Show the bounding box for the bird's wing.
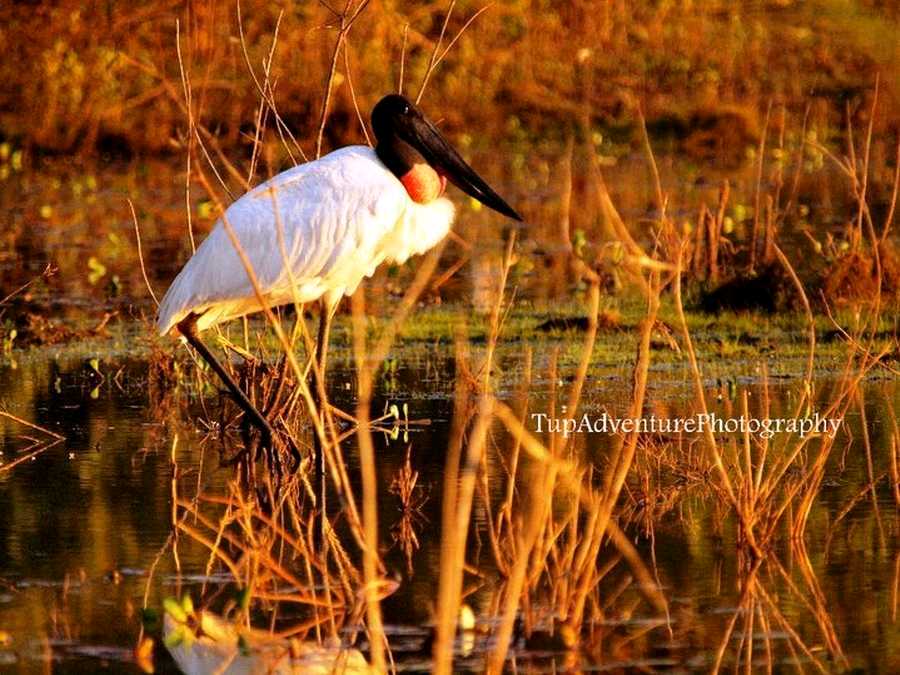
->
[156,146,407,334]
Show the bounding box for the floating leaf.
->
[87,257,107,285]
[163,597,188,623]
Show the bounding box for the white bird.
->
[156,94,521,459]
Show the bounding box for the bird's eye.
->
[402,105,410,115]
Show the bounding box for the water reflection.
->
[0,346,897,671]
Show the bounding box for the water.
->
[0,341,898,672]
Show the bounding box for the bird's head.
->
[372,94,522,221]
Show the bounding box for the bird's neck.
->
[400,164,447,204]
[376,139,446,204]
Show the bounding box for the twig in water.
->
[0,409,66,441]
[0,440,64,474]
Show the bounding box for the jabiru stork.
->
[156,93,522,462]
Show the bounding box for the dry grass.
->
[4,1,900,158]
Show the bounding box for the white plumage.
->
[156,146,455,335]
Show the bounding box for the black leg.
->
[311,302,336,548]
[177,316,275,447]
[312,304,334,479]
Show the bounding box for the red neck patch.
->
[400,164,447,204]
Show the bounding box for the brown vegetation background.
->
[3,0,899,160]
[2,0,900,331]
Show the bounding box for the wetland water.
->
[0,341,898,672]
[1,156,898,672]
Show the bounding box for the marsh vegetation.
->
[1,1,900,672]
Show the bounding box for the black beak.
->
[402,114,523,221]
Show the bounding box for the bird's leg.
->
[177,315,276,451]
[317,301,337,381]
[311,301,337,549]
[312,301,337,478]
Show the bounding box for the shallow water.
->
[0,342,898,672]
